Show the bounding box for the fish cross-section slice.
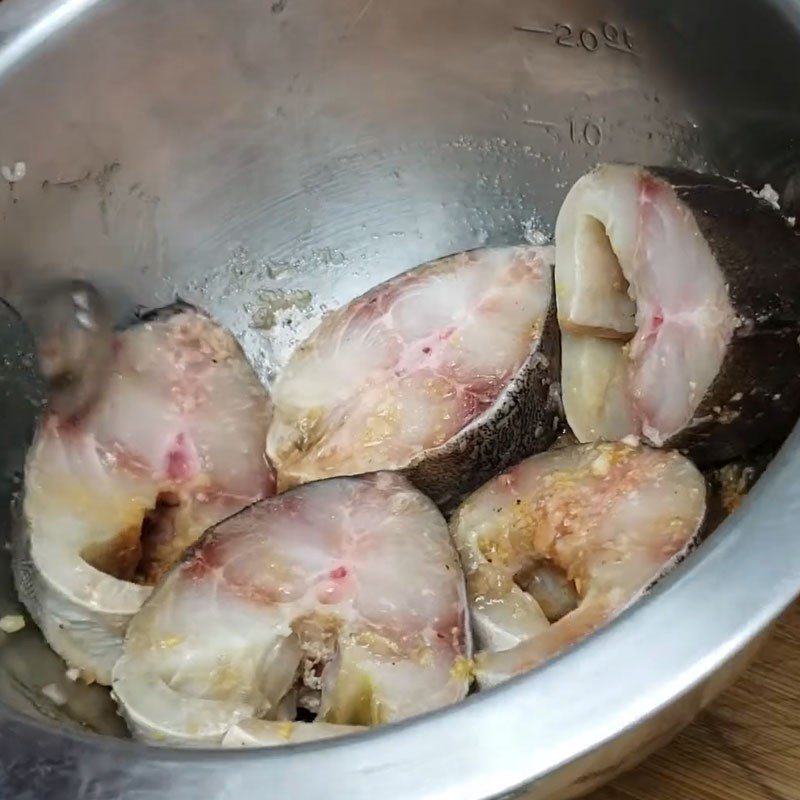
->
[267,246,560,510]
[450,441,705,688]
[14,305,275,684]
[556,164,800,463]
[112,472,470,745]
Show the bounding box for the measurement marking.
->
[514,21,636,56]
[604,40,636,55]
[513,25,553,35]
[579,28,599,51]
[523,119,562,142]
[522,117,603,148]
[569,118,603,147]
[523,119,560,128]
[602,22,635,55]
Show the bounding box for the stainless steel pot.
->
[1,0,800,797]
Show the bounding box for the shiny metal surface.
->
[0,0,799,797]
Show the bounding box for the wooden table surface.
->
[585,602,800,800]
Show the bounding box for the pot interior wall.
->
[0,0,799,739]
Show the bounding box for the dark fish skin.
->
[650,168,800,325]
[134,298,201,323]
[648,167,800,464]
[269,246,562,514]
[703,447,774,537]
[667,327,800,464]
[404,297,561,513]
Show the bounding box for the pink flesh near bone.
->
[450,442,705,688]
[112,472,470,744]
[268,246,553,487]
[25,310,275,587]
[556,165,736,445]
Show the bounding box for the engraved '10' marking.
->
[523,117,603,148]
[514,21,635,56]
[570,118,602,147]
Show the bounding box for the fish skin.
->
[649,167,800,463]
[112,471,471,744]
[403,293,561,512]
[15,304,275,684]
[450,441,706,688]
[269,246,561,512]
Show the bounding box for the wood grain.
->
[589,602,800,800]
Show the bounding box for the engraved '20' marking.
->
[515,21,635,56]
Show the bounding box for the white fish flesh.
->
[267,246,560,509]
[221,719,365,748]
[450,441,705,688]
[14,305,275,684]
[112,472,470,745]
[556,164,800,463]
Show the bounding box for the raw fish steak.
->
[268,246,560,509]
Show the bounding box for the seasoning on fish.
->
[112,472,470,745]
[450,441,705,688]
[14,304,275,684]
[556,164,800,464]
[267,246,560,510]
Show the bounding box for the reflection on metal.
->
[0,0,798,798]
[0,0,102,77]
